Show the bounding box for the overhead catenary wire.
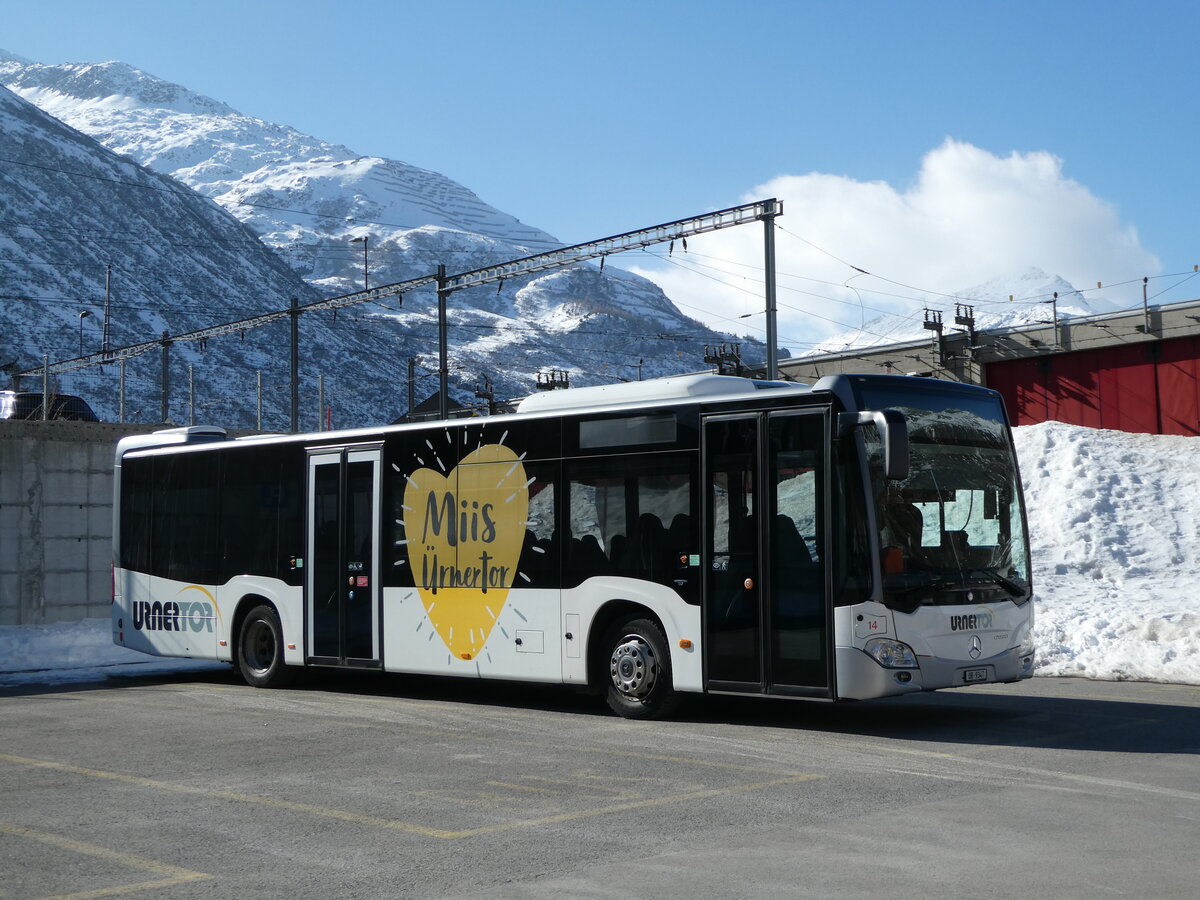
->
[8,151,1200,312]
[13,136,1200,383]
[773,223,1200,309]
[17,200,782,378]
[7,180,1196,338]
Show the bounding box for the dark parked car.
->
[0,391,100,421]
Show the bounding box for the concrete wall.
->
[0,421,160,625]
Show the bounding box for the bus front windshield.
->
[863,396,1031,612]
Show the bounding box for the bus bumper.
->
[836,645,1035,700]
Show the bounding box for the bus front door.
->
[306,446,382,667]
[703,411,831,697]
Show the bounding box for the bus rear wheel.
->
[237,605,295,688]
[602,616,679,719]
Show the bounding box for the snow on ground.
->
[2,421,1198,688]
[1016,421,1200,684]
[0,619,222,686]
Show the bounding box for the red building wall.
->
[985,336,1200,435]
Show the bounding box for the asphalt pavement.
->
[2,669,1198,898]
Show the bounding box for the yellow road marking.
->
[484,780,564,794]
[0,753,820,841]
[449,774,821,838]
[477,778,642,801]
[0,753,456,839]
[816,734,1200,802]
[0,821,210,900]
[509,774,646,797]
[63,687,808,778]
[414,788,524,808]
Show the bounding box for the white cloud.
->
[631,140,1159,352]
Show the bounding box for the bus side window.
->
[152,453,220,584]
[566,473,621,583]
[219,447,303,585]
[520,465,558,587]
[119,457,153,574]
[565,454,696,599]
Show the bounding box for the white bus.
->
[112,373,1034,718]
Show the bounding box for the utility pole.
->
[761,198,781,379]
[923,309,945,366]
[102,264,112,358]
[289,297,300,433]
[1141,276,1153,334]
[78,310,91,355]
[536,370,570,391]
[351,236,369,291]
[407,357,416,422]
[475,375,497,415]
[159,331,171,424]
[954,303,978,374]
[704,343,743,377]
[437,265,450,421]
[1046,293,1061,349]
[954,303,976,349]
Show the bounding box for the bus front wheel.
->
[237,605,295,689]
[602,616,679,719]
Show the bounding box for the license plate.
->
[963,667,989,684]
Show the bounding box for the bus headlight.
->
[864,637,918,669]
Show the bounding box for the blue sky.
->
[4,0,1199,344]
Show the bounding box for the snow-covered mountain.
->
[0,82,435,427]
[0,50,751,410]
[803,267,1121,356]
[0,54,558,279]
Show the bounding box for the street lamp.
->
[78,310,92,355]
[350,236,369,291]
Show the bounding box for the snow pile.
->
[1016,421,1200,684]
[0,619,220,685]
[2,422,1198,687]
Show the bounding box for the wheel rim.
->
[609,633,658,699]
[243,620,275,676]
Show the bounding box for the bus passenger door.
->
[306,446,382,667]
[702,411,831,697]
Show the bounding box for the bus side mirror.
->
[838,409,909,480]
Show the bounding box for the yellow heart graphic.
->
[403,443,529,659]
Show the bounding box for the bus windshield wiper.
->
[888,574,959,605]
[962,567,1027,597]
[886,568,1025,612]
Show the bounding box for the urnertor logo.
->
[132,586,221,633]
[950,606,995,632]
